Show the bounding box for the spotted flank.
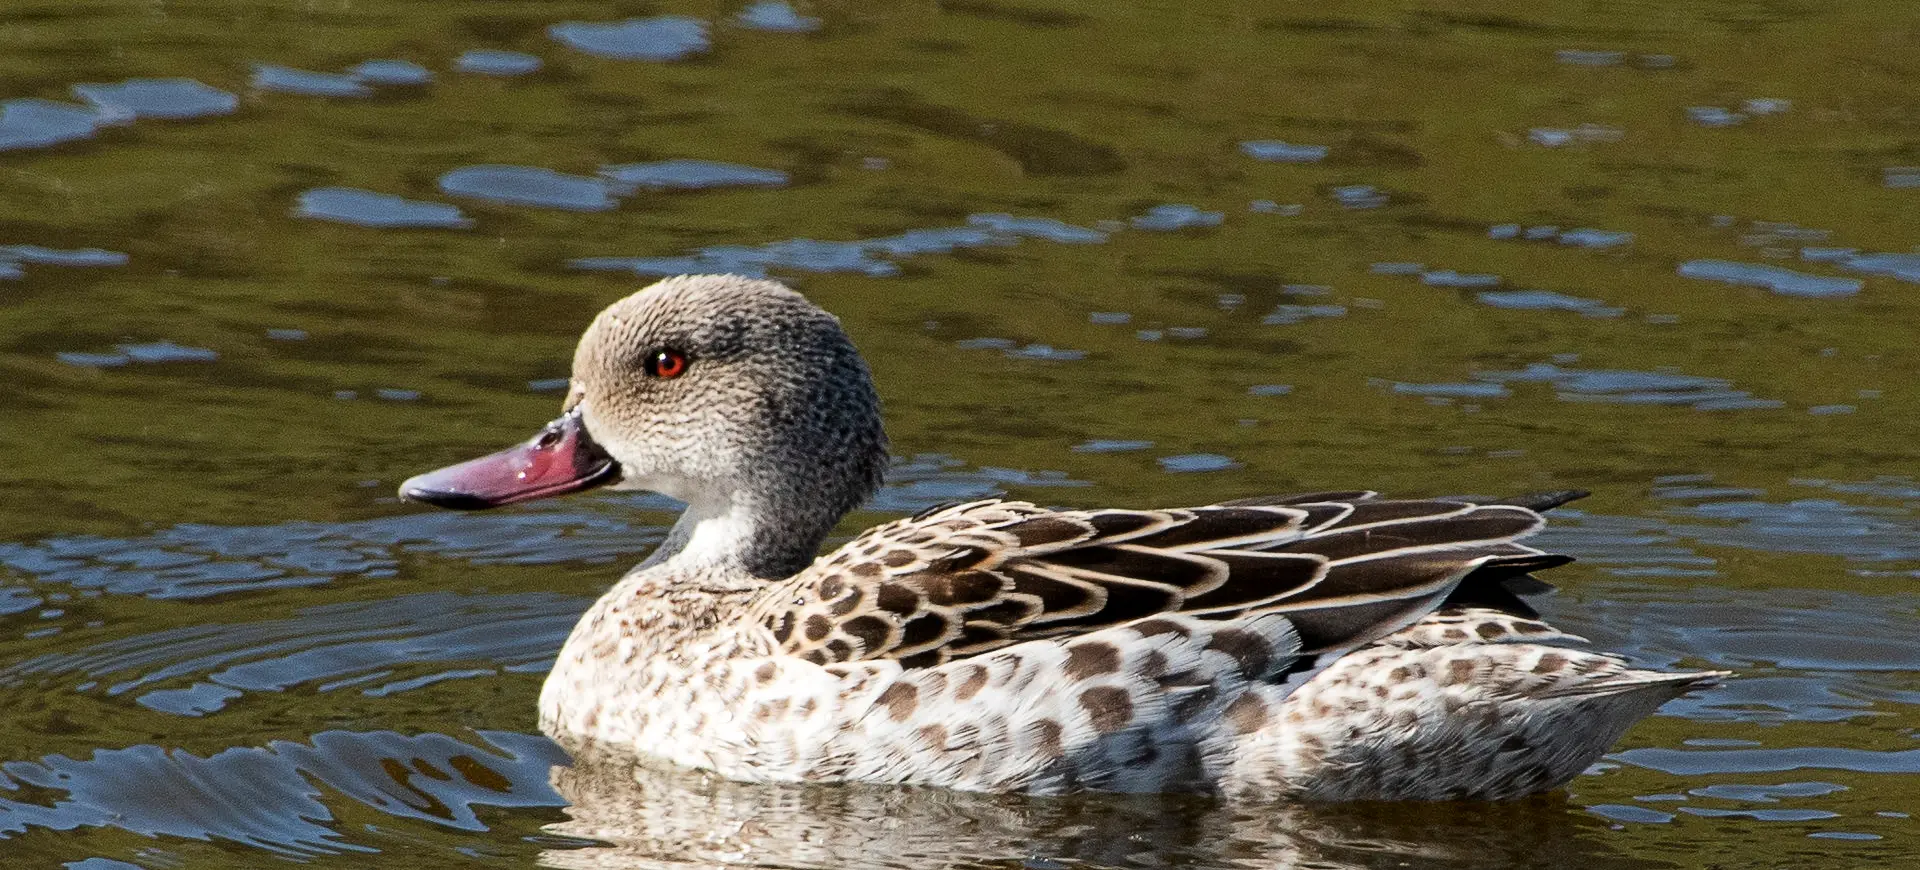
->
[1369,606,1582,648]
[405,275,1728,801]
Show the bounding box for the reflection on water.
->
[2,0,1918,865]
[541,747,1652,870]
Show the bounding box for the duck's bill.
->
[398,411,619,510]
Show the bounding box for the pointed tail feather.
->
[1472,490,1590,512]
[1538,668,1731,700]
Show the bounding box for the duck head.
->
[400,275,889,574]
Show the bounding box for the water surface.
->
[1,1,1916,867]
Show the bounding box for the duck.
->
[399,274,1724,801]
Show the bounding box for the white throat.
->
[641,495,763,577]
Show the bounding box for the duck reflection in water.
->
[538,745,1661,870]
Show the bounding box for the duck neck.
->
[566,494,826,668]
[639,490,835,587]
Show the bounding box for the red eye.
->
[646,348,688,379]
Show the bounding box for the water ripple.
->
[1677,259,1862,298]
[1,245,127,282]
[1132,204,1224,231]
[1475,290,1624,317]
[57,341,218,369]
[549,16,710,62]
[0,591,580,714]
[0,730,565,856]
[294,188,472,229]
[454,50,543,76]
[569,213,1106,277]
[738,1,822,33]
[0,508,652,600]
[602,159,790,192]
[1240,140,1328,163]
[0,457,1100,604]
[251,65,372,98]
[438,165,618,211]
[71,79,237,120]
[1544,478,1920,571]
[0,99,115,151]
[1436,362,1787,411]
[346,60,433,87]
[1616,747,1920,776]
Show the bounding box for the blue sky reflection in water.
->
[0,0,1917,867]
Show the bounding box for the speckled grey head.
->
[570,275,887,513]
[401,275,888,576]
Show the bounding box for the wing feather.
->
[1215,491,1378,506]
[1002,562,1110,621]
[1121,507,1309,551]
[757,492,1583,668]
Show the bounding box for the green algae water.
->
[1,1,1917,866]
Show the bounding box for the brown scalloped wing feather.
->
[762,494,1564,668]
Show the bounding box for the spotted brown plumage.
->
[399,274,1729,799]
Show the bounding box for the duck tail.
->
[1466,490,1591,513]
